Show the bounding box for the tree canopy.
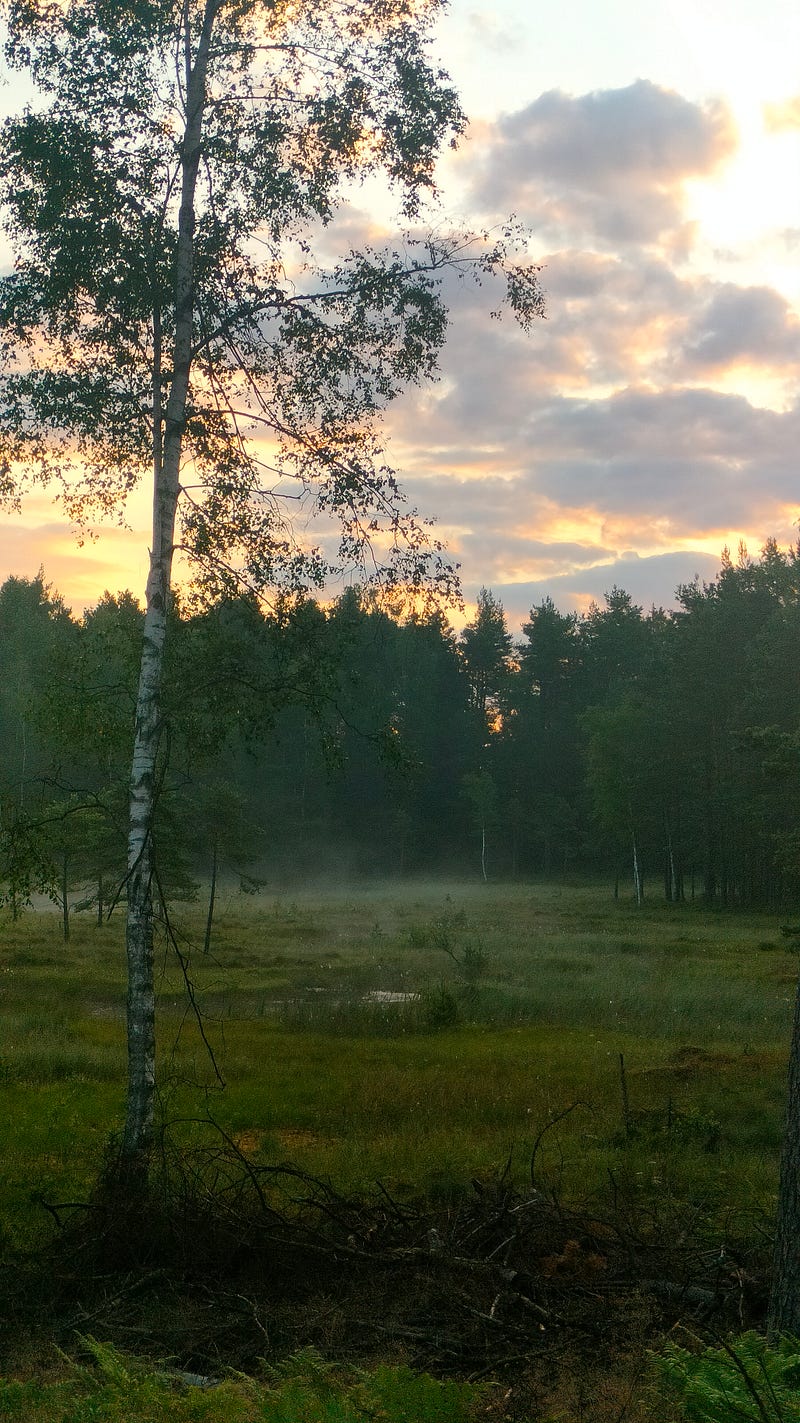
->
[0,0,542,602]
[5,540,800,912]
[0,0,544,1170]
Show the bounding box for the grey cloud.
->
[382,219,800,561]
[487,550,725,631]
[535,386,798,464]
[527,388,800,525]
[390,244,714,446]
[498,82,734,186]
[464,8,528,55]
[267,138,798,621]
[456,531,618,582]
[543,248,686,313]
[540,249,693,382]
[469,81,737,246]
[393,380,800,548]
[394,477,617,572]
[679,284,800,372]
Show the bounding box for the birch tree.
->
[0,0,543,1176]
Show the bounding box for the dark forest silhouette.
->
[3,536,799,913]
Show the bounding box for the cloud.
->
[318,156,800,627]
[462,8,528,56]
[4,79,796,632]
[2,518,149,614]
[764,96,800,133]
[528,248,693,386]
[678,284,800,374]
[517,387,800,527]
[468,81,737,248]
[498,82,733,187]
[491,550,726,627]
[389,368,800,611]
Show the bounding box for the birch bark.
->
[1,0,543,1180]
[122,1,218,1167]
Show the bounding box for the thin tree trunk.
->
[768,969,800,1335]
[300,718,309,832]
[97,871,104,927]
[203,837,218,955]
[123,601,166,1166]
[61,850,69,943]
[632,830,642,906]
[121,2,217,1172]
[480,819,487,881]
[398,814,408,877]
[19,717,26,810]
[664,823,678,902]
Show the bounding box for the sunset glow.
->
[1,0,799,628]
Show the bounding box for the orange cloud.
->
[2,519,149,614]
[2,72,797,628]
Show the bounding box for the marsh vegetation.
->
[1,879,794,1418]
[3,880,792,1217]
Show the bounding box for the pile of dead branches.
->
[0,1122,771,1384]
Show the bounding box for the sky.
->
[2,0,800,628]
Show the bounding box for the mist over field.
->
[3,547,800,1415]
[2,0,800,1412]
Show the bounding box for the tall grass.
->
[1,880,793,1243]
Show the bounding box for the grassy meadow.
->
[2,877,796,1248]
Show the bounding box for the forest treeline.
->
[2,537,799,917]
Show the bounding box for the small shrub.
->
[358,1362,478,1421]
[461,940,487,982]
[425,985,461,1029]
[614,1104,724,1152]
[408,919,452,953]
[407,910,467,955]
[658,1331,800,1422]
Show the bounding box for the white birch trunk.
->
[121,2,217,1169]
[632,830,642,906]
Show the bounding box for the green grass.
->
[1,879,794,1243]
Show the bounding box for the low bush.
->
[658,1331,800,1422]
[0,1341,483,1423]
